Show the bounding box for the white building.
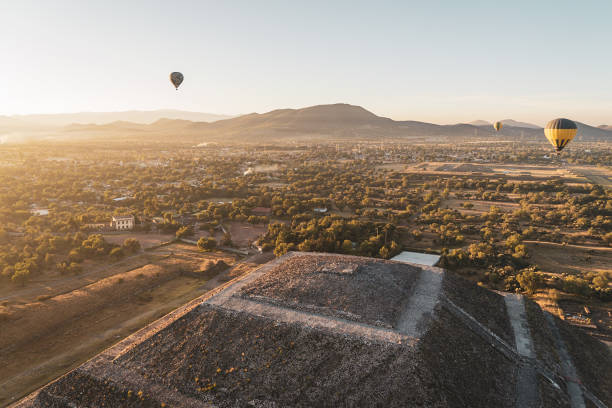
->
[111,215,135,231]
[391,251,440,266]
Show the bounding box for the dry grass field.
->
[524,241,612,276]
[102,232,175,249]
[569,165,612,189]
[0,244,267,406]
[194,221,268,248]
[0,253,156,304]
[405,161,588,182]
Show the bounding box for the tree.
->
[176,225,194,239]
[341,239,353,253]
[379,246,390,259]
[221,233,233,247]
[505,233,522,249]
[44,253,55,267]
[68,262,83,274]
[122,238,141,254]
[11,267,30,286]
[592,273,609,290]
[516,270,544,295]
[197,237,217,252]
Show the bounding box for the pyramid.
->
[14,252,610,407]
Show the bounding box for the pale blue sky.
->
[1,0,610,125]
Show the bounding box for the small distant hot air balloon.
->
[493,121,503,132]
[544,118,577,152]
[170,72,184,90]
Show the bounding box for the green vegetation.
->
[0,140,609,305]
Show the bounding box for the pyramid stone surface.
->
[14,252,611,408]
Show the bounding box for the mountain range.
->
[0,109,232,127]
[1,104,611,143]
[468,119,540,129]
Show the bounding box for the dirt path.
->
[503,294,538,408]
[396,266,443,339]
[544,314,586,408]
[504,294,535,358]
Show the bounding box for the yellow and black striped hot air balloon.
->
[544,118,577,152]
[493,121,503,132]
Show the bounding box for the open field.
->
[0,253,156,303]
[524,241,612,276]
[442,198,520,213]
[405,161,588,182]
[0,244,270,406]
[194,221,268,248]
[102,232,175,249]
[225,221,268,247]
[569,165,612,189]
[1,139,610,402]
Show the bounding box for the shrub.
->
[561,275,592,297]
[122,238,141,254]
[516,269,545,294]
[11,268,30,286]
[109,247,124,260]
[197,237,217,252]
[68,262,82,274]
[176,225,194,239]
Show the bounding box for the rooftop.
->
[391,251,441,266]
[112,215,135,220]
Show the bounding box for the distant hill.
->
[467,120,491,126]
[2,104,611,143]
[469,119,540,129]
[2,109,232,126]
[598,125,612,131]
[186,104,490,140]
[575,122,612,142]
[500,119,540,129]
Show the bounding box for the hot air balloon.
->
[544,118,577,152]
[170,72,184,90]
[493,121,503,132]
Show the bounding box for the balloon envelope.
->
[544,118,577,151]
[493,121,503,132]
[170,72,184,89]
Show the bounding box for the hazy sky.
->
[1,0,611,125]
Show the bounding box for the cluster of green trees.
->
[260,215,401,259]
[0,231,140,286]
[0,142,609,300]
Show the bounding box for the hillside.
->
[63,104,612,142]
[1,110,231,126]
[3,104,612,143]
[469,119,540,129]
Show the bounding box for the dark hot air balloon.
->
[544,118,577,152]
[170,72,184,90]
